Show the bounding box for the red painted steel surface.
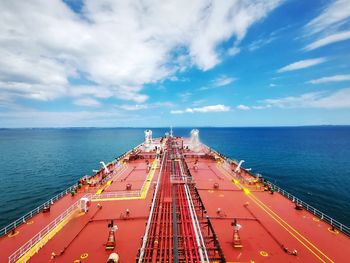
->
[0,136,349,263]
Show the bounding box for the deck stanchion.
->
[209,143,350,237]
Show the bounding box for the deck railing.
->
[90,190,140,200]
[268,182,350,237]
[0,142,144,238]
[8,197,83,263]
[204,144,350,238]
[0,184,78,237]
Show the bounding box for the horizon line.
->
[1,124,349,129]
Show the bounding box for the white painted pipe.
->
[138,148,166,262]
[178,158,209,262]
[100,161,110,173]
[235,160,245,173]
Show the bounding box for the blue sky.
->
[0,0,350,127]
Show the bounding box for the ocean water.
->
[0,127,349,229]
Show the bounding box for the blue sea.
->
[0,127,349,229]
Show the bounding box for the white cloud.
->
[236,104,250,110]
[269,83,277,87]
[116,102,173,111]
[304,30,350,50]
[0,0,282,105]
[305,0,350,35]
[303,0,350,51]
[170,104,230,114]
[185,1,282,70]
[169,76,189,82]
[247,36,276,51]
[200,75,236,90]
[212,75,236,87]
[227,46,241,56]
[192,99,207,106]
[71,85,148,103]
[277,58,327,73]
[0,81,67,101]
[179,92,192,102]
[69,85,113,99]
[0,110,159,128]
[191,105,230,113]
[252,105,271,109]
[73,97,101,107]
[307,74,350,84]
[260,88,350,109]
[117,104,149,111]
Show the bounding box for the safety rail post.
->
[2,141,147,239]
[90,190,141,200]
[8,196,85,263]
[0,183,81,237]
[1,141,147,237]
[266,181,350,237]
[203,143,350,238]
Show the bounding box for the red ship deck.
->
[1,135,349,263]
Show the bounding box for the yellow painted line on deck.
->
[93,159,159,201]
[104,164,128,191]
[218,164,332,262]
[140,159,158,199]
[216,164,241,190]
[246,192,327,262]
[249,193,334,263]
[217,164,334,263]
[92,196,142,201]
[95,180,112,194]
[15,211,77,263]
[96,165,128,194]
[15,161,155,262]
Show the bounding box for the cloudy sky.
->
[0,0,350,127]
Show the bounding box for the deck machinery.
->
[0,130,349,263]
[137,138,224,262]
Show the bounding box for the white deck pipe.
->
[235,160,245,173]
[100,161,110,173]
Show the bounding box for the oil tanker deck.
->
[1,129,349,262]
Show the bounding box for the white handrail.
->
[0,184,78,237]
[203,143,350,237]
[90,190,140,200]
[268,182,350,237]
[8,197,85,263]
[0,142,145,237]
